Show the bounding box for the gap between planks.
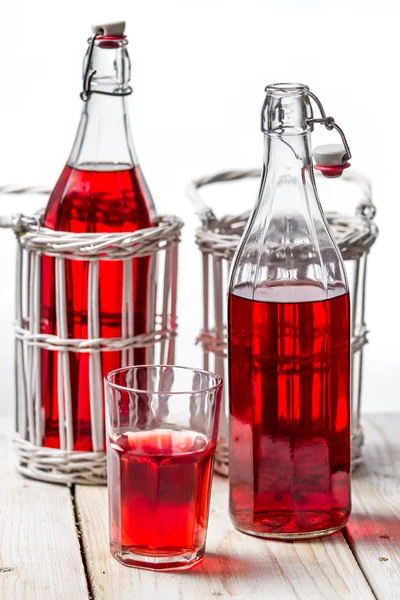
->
[71,485,95,600]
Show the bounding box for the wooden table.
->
[1,414,399,600]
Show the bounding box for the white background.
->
[0,0,397,415]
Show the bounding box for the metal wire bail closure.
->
[80,34,133,102]
[308,91,352,178]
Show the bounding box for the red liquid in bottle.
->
[108,429,215,568]
[41,165,152,450]
[228,286,351,537]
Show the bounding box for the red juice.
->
[228,286,351,538]
[108,429,215,569]
[41,164,152,450]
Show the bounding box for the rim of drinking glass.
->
[104,364,223,395]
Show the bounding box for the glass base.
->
[110,543,205,571]
[234,524,345,541]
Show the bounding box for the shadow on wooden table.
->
[352,462,397,481]
[185,551,265,578]
[346,513,400,541]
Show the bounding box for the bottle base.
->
[110,543,205,571]
[234,523,346,541]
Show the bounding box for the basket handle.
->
[187,169,261,229]
[187,168,377,226]
[0,185,50,231]
[340,170,376,220]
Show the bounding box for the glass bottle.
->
[41,23,155,451]
[228,83,351,539]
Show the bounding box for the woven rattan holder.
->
[188,168,378,476]
[0,205,182,485]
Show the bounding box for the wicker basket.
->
[188,169,378,475]
[0,194,182,485]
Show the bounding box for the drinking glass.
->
[105,365,223,570]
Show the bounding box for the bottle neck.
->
[260,130,320,218]
[68,94,137,170]
[263,132,313,175]
[261,83,314,178]
[68,37,137,171]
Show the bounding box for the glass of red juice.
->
[105,365,223,571]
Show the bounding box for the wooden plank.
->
[0,419,89,600]
[77,477,373,600]
[346,414,400,600]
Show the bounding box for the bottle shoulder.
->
[229,187,348,297]
[43,164,154,232]
[229,282,348,304]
